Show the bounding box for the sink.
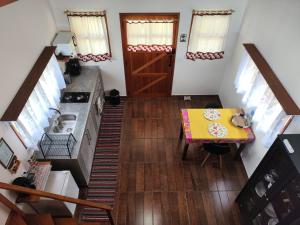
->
[49,113,78,134]
[59,114,77,121]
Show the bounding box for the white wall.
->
[48,0,249,96]
[0,124,33,224]
[0,0,57,223]
[219,0,300,176]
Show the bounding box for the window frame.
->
[234,46,297,147]
[66,10,112,61]
[186,9,233,60]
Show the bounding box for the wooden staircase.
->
[0,182,114,225]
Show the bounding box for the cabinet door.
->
[91,103,100,133]
[267,175,300,224]
[238,141,293,219]
[87,112,97,150]
[78,130,90,182]
[91,75,102,131]
[85,113,97,176]
[251,203,279,225]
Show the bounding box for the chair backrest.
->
[0,182,115,225]
[205,103,222,108]
[203,143,230,155]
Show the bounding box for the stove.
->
[61,92,91,103]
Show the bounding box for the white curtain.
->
[11,56,66,149]
[69,15,110,55]
[127,21,173,46]
[235,54,289,147]
[188,15,230,53]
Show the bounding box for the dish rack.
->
[39,133,77,159]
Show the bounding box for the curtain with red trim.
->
[126,20,174,52]
[187,10,233,60]
[67,11,111,62]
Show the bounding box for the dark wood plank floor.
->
[113,96,248,225]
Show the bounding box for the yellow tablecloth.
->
[184,108,249,140]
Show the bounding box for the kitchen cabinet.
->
[91,73,104,130]
[76,72,103,185]
[78,110,98,183]
[236,134,300,225]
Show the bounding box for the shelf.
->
[39,133,77,159]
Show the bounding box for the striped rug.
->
[80,100,124,222]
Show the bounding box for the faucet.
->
[49,107,61,115]
[49,108,63,129]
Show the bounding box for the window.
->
[186,10,233,60]
[67,11,111,62]
[235,53,290,147]
[126,19,174,52]
[11,56,66,149]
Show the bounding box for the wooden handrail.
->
[0,182,111,211]
[0,193,25,218]
[0,182,115,225]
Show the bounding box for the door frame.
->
[119,12,180,97]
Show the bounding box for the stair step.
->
[6,212,27,225]
[55,219,109,225]
[54,218,78,225]
[25,214,55,225]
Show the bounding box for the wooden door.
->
[120,13,179,97]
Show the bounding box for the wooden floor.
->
[112,96,248,225]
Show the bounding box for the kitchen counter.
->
[37,66,104,186]
[37,66,99,159]
[59,66,100,159]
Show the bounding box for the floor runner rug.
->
[80,100,124,222]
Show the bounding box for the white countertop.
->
[38,66,100,159]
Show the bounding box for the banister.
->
[0,182,112,211]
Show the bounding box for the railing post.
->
[106,209,115,225]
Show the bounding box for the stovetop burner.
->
[61,92,91,103]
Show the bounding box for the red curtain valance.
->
[77,53,111,62]
[186,51,224,60]
[127,44,172,53]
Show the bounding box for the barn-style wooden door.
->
[120,13,179,97]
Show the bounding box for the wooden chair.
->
[201,143,231,170]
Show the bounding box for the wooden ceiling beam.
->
[243,43,300,115]
[1,46,56,121]
[0,0,17,7]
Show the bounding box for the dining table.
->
[179,108,255,160]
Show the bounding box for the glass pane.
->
[252,203,279,225]
[253,146,291,199]
[271,176,300,220]
[254,169,279,198]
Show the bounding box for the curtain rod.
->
[126,19,176,24]
[65,10,106,17]
[193,9,234,16]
